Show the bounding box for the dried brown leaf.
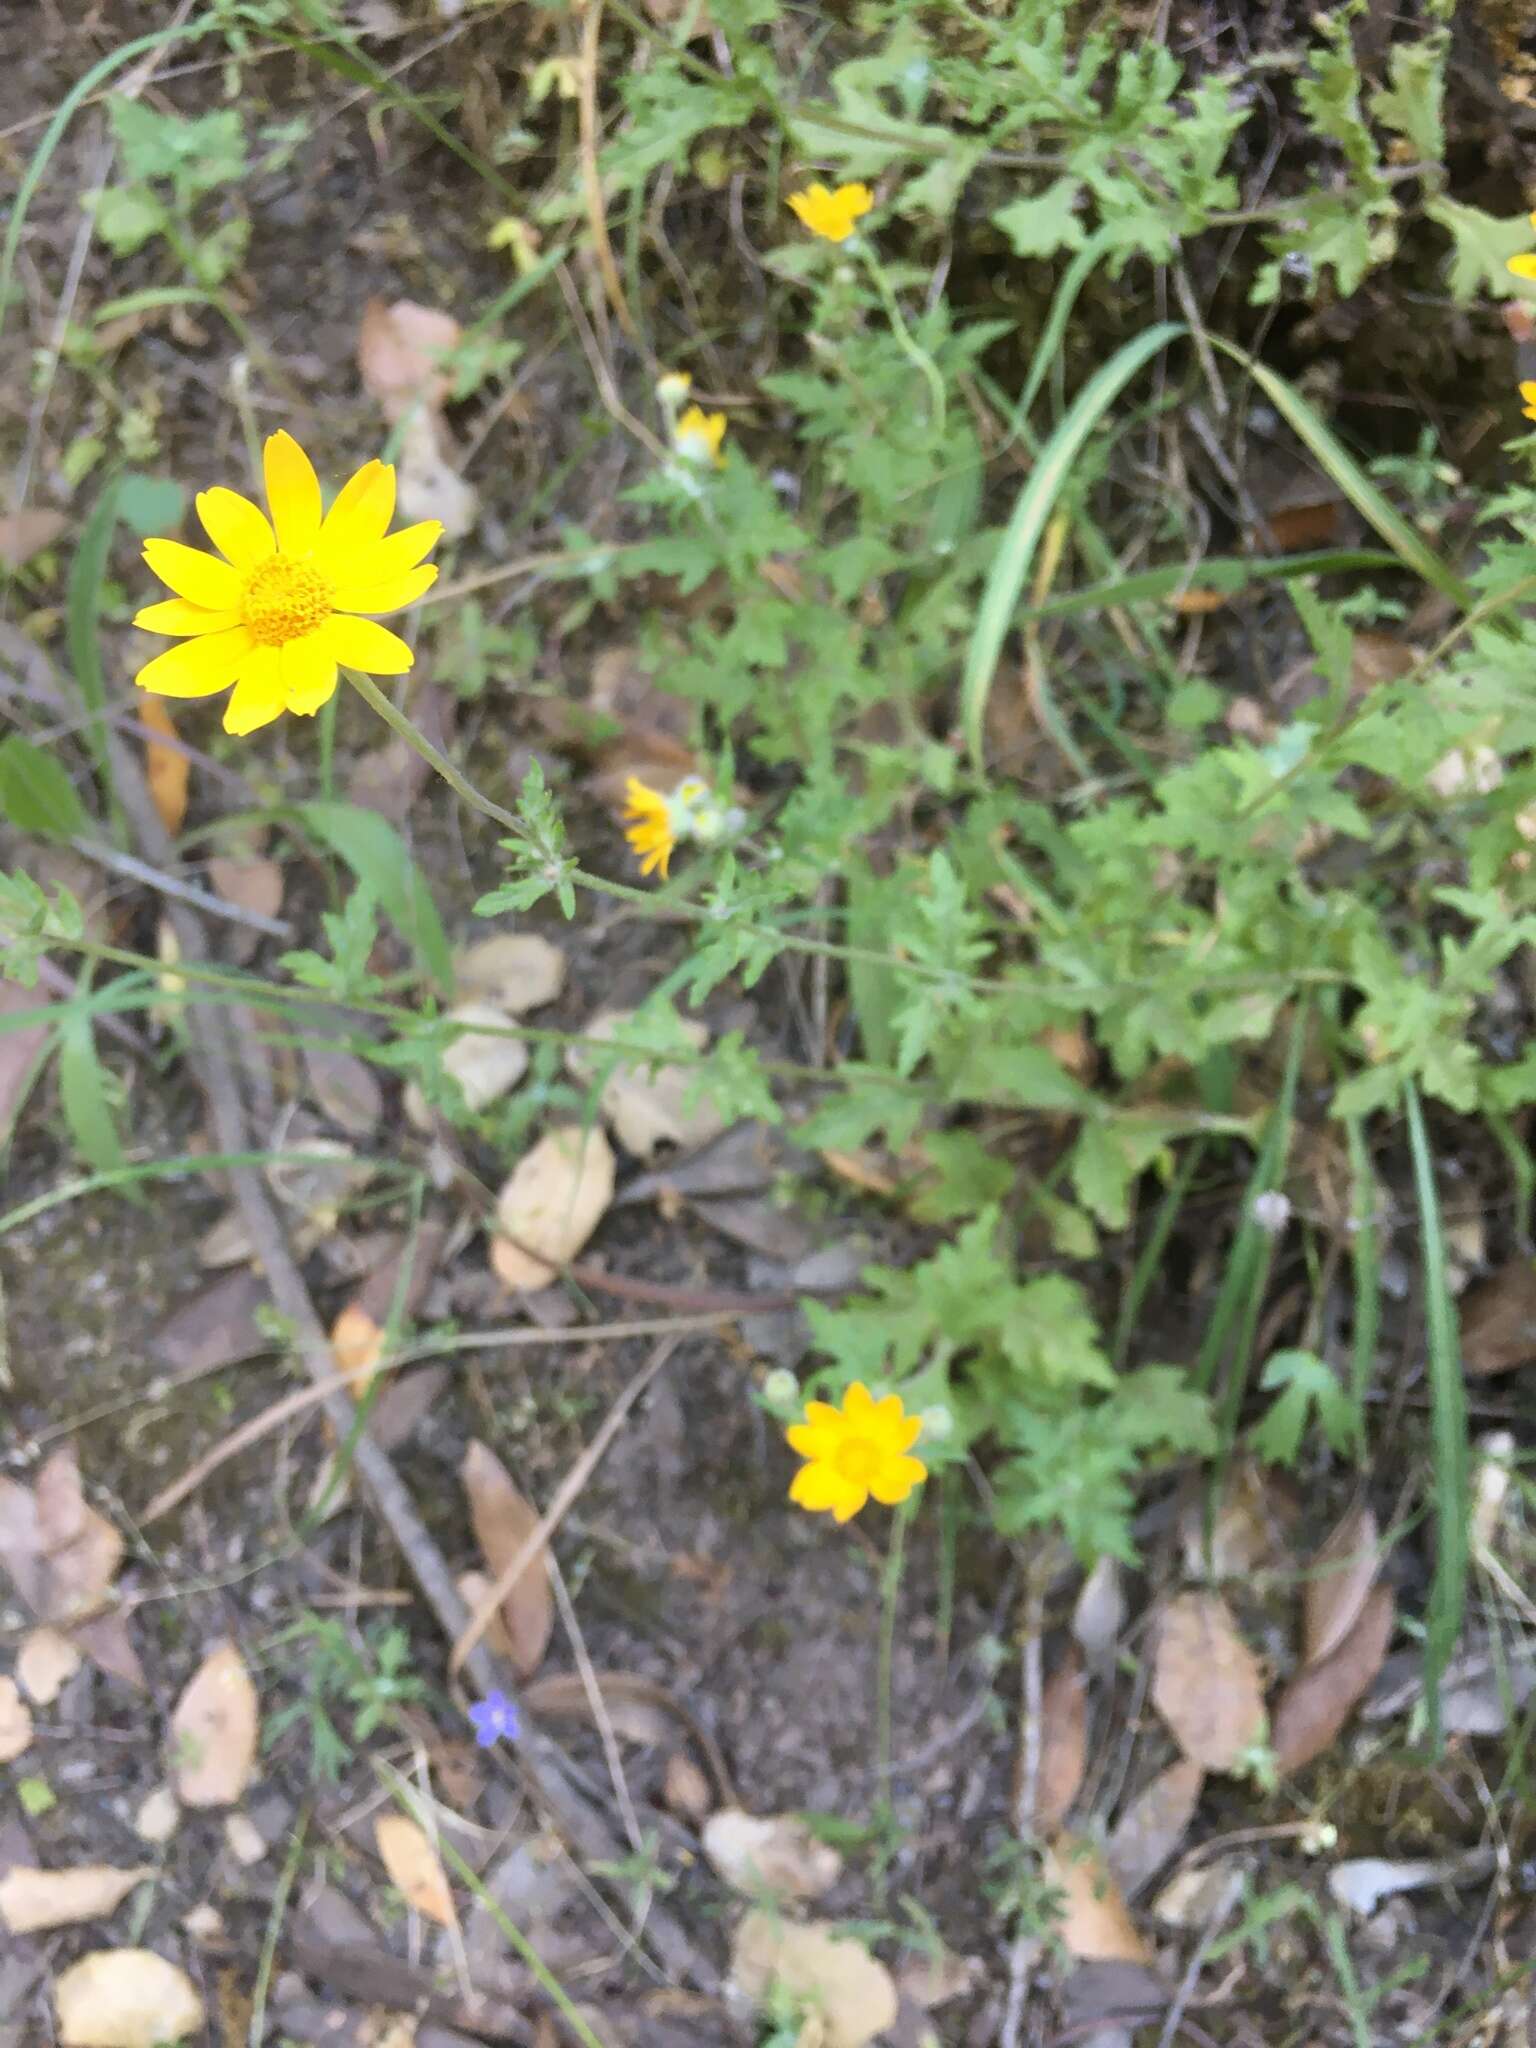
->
[1151,1592,1266,1773]
[137,698,188,837]
[454,933,566,1015]
[0,1676,34,1762]
[1033,1645,1088,1832]
[702,1809,843,1901]
[442,1001,530,1111]
[567,1010,728,1161]
[1460,1259,1536,1377]
[1072,1556,1126,1670]
[0,1864,153,1935]
[1303,1502,1380,1669]
[490,1124,615,1289]
[17,1625,82,1705]
[398,409,477,538]
[0,507,66,569]
[169,1641,260,1807]
[663,1751,712,1822]
[54,1949,203,2048]
[461,1441,552,1679]
[330,1302,386,1396]
[374,1813,456,1927]
[1044,1835,1151,1963]
[304,1045,384,1137]
[1178,1456,1298,1580]
[34,1445,123,1625]
[731,1912,898,2048]
[357,296,460,419]
[72,1613,146,1692]
[1106,1759,1205,1900]
[208,855,284,925]
[1273,1583,1395,1773]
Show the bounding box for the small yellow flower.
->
[787,181,873,244]
[673,405,727,467]
[622,777,678,878]
[787,1382,926,1523]
[1508,214,1536,281]
[133,430,441,737]
[1521,379,1536,423]
[656,369,693,407]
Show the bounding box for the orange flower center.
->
[241,556,333,647]
[835,1436,881,1486]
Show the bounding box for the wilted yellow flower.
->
[133,430,441,736]
[1508,214,1536,281]
[622,777,677,878]
[787,1382,925,1523]
[1521,379,1536,423]
[673,405,727,467]
[787,181,873,244]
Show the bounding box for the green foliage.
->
[294,802,453,989]
[1251,1349,1360,1467]
[264,1615,429,1784]
[0,737,88,841]
[93,98,249,286]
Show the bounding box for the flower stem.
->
[344,668,521,834]
[876,1498,910,1792]
[859,244,946,438]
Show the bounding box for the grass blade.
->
[1343,1115,1378,1461]
[1209,339,1474,607]
[0,18,213,353]
[961,321,1184,772]
[1404,1079,1469,1755]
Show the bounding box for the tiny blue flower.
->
[468,1689,521,1748]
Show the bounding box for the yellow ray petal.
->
[281,632,340,715]
[134,626,252,698]
[327,519,441,590]
[789,1461,865,1519]
[869,1455,926,1506]
[843,1382,874,1421]
[142,538,243,611]
[1508,253,1536,280]
[224,652,288,735]
[134,599,241,637]
[196,486,276,569]
[786,1423,840,1460]
[331,564,438,616]
[318,459,396,556]
[319,614,414,675]
[263,430,323,555]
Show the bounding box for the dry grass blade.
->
[451,1336,680,1675]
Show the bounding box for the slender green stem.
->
[248,1806,307,2048]
[345,669,522,833]
[876,1499,910,1794]
[859,244,946,437]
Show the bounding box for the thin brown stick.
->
[98,724,718,1995]
[141,1317,718,1525]
[450,1336,681,1674]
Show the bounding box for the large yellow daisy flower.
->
[786,1382,926,1523]
[133,430,442,736]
